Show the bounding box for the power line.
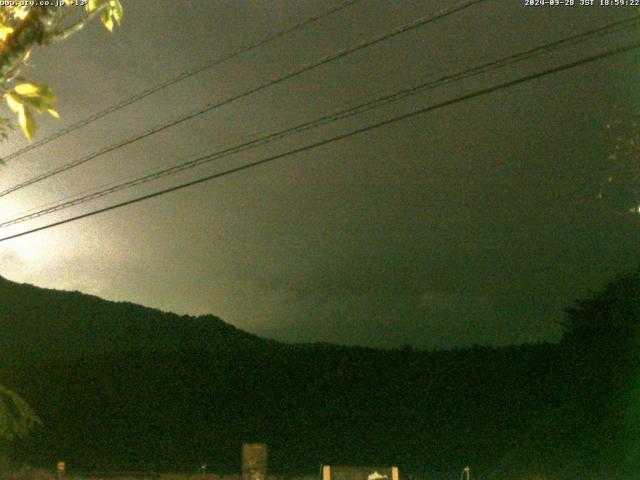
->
[3,15,638,228]
[0,0,361,164]
[0,0,486,198]
[1,40,637,243]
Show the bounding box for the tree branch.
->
[49,4,108,43]
[0,6,58,83]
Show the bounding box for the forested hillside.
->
[0,272,637,479]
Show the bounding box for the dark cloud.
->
[0,0,637,348]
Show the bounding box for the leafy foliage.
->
[88,0,123,32]
[0,385,40,442]
[4,82,57,141]
[0,273,636,478]
[558,267,640,476]
[561,266,640,348]
[0,1,123,142]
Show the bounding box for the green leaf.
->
[18,105,36,141]
[0,25,13,42]
[11,83,56,113]
[86,0,101,13]
[110,0,123,24]
[18,94,48,113]
[4,92,22,113]
[93,0,123,32]
[101,7,114,32]
[14,82,55,103]
[14,82,42,96]
[4,82,58,140]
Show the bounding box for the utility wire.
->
[2,21,636,223]
[1,40,637,243]
[0,0,486,198]
[0,0,361,164]
[2,15,637,227]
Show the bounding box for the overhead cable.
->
[0,0,486,198]
[1,40,637,242]
[3,16,638,227]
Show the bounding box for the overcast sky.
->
[0,0,638,349]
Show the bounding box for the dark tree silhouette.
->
[561,266,640,350]
[559,266,640,475]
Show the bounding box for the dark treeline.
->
[0,270,638,479]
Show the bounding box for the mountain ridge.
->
[0,273,633,478]
[0,274,270,360]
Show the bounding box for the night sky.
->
[0,0,638,349]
